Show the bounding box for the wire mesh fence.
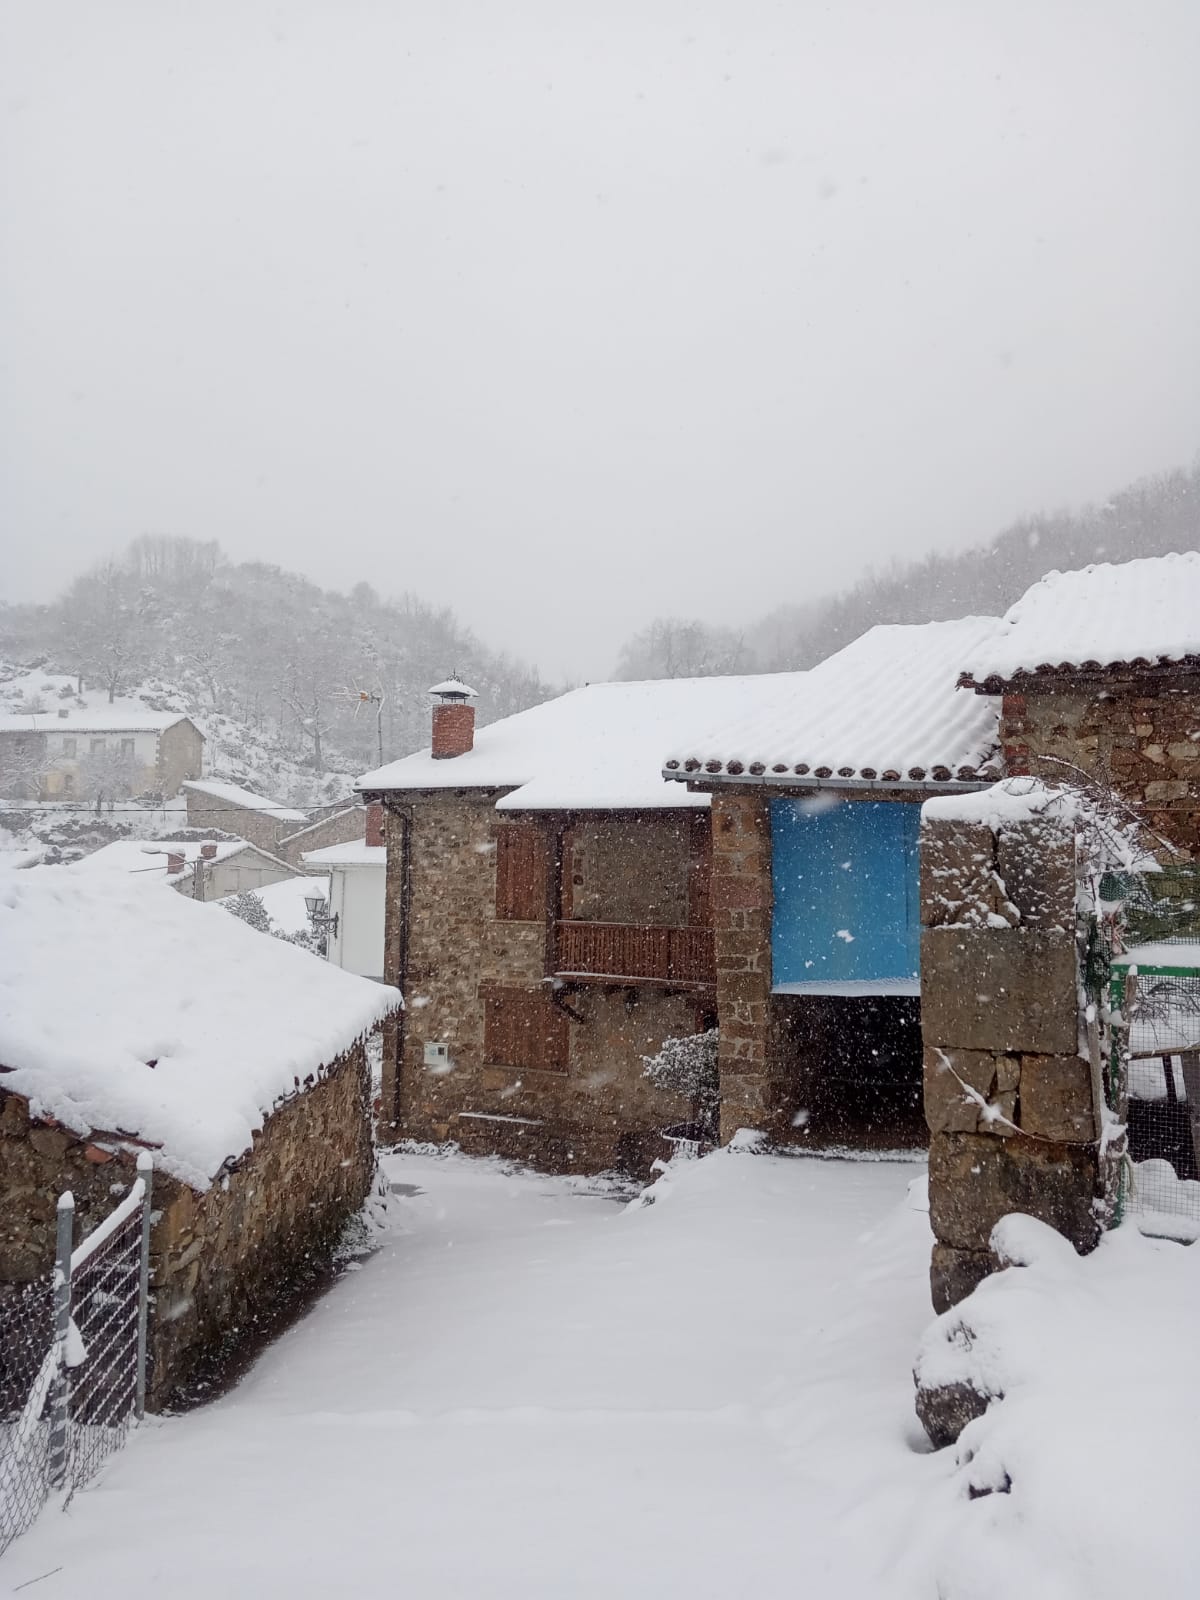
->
[1111,933,1200,1231]
[0,1279,56,1553]
[0,1157,152,1558]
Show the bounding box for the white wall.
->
[327,863,386,979]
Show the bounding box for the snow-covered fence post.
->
[918,783,1121,1315]
[135,1153,153,1422]
[47,1192,74,1490]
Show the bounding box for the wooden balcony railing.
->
[553,921,715,987]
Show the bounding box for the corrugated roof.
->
[664,618,1002,786]
[958,552,1200,690]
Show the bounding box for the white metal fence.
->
[0,1153,152,1556]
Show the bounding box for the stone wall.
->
[381,796,706,1173]
[278,805,365,868]
[157,720,205,798]
[920,810,1115,1312]
[184,789,287,854]
[709,793,782,1143]
[1000,673,1200,856]
[564,814,696,925]
[0,1042,373,1409]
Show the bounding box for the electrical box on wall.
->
[423,1042,450,1071]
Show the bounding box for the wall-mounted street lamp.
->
[304,889,339,940]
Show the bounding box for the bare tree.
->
[615,618,753,680]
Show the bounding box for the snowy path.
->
[1,1148,945,1599]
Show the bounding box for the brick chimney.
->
[200,842,218,859]
[365,801,385,848]
[429,677,478,760]
[166,851,186,875]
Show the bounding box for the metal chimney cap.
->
[428,677,478,701]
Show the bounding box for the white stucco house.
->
[301,834,386,981]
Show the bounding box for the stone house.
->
[956,552,1200,858]
[666,552,1199,1156]
[68,836,298,901]
[358,674,813,1173]
[182,778,310,853]
[0,862,401,1408]
[0,710,203,800]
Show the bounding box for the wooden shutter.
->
[494,825,547,922]
[483,987,569,1072]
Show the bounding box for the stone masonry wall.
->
[1001,674,1200,857]
[0,1042,373,1409]
[184,788,286,854]
[709,793,781,1143]
[920,812,1113,1313]
[383,796,703,1173]
[277,805,365,868]
[157,720,204,798]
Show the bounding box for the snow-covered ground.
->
[2,1147,1195,1598]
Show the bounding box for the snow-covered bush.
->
[223,890,271,934]
[642,1028,719,1138]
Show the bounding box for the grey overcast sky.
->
[2,1,1198,681]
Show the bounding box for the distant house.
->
[0,862,401,1408]
[182,779,310,854]
[0,710,203,800]
[357,673,824,1173]
[302,804,387,980]
[68,836,298,901]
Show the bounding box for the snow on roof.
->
[0,864,400,1189]
[221,873,330,938]
[665,618,1003,786]
[301,841,387,867]
[959,552,1200,689]
[358,676,817,811]
[428,677,478,698]
[183,778,309,822]
[67,838,258,885]
[0,709,194,734]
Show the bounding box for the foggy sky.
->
[2,1,1199,682]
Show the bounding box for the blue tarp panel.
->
[770,798,922,993]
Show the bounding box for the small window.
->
[62,737,76,757]
[494,826,547,922]
[120,738,135,758]
[90,738,106,755]
[483,986,568,1072]
[62,773,75,796]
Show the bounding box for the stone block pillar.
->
[711,793,779,1143]
[920,809,1114,1312]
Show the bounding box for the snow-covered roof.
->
[0,709,194,734]
[665,617,1003,786]
[220,873,330,937]
[0,864,401,1189]
[958,552,1200,689]
[183,778,309,822]
[358,676,821,811]
[67,838,269,886]
[302,841,387,867]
